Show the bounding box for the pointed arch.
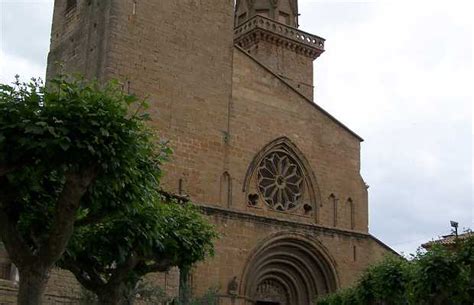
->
[243,137,322,219]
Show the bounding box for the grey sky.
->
[1,0,472,255]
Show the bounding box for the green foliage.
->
[60,191,217,304]
[408,244,471,304]
[316,235,474,305]
[62,201,217,284]
[0,75,164,253]
[356,256,409,305]
[156,203,217,269]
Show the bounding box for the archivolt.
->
[241,232,339,305]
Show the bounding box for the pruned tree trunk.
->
[0,168,98,305]
[17,266,50,305]
[96,283,136,305]
[179,266,191,305]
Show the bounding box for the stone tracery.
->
[257,150,304,211]
[243,137,321,219]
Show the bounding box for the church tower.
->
[234,0,325,100]
[46,0,237,207]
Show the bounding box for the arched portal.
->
[241,233,338,305]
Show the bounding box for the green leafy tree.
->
[408,244,471,305]
[316,235,474,305]
[457,234,474,300]
[356,256,409,305]
[59,201,217,305]
[0,76,161,305]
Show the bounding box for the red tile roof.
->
[422,232,473,249]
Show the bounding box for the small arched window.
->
[220,172,232,208]
[347,198,355,230]
[329,194,337,227]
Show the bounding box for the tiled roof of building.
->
[422,232,473,249]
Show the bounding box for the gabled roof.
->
[234,45,364,142]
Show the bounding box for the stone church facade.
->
[0,0,395,304]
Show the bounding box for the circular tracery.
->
[257,151,304,211]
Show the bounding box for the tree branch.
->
[61,259,106,293]
[107,253,140,287]
[139,258,173,274]
[40,166,98,265]
[0,208,35,269]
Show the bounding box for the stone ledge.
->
[234,15,325,59]
[199,204,368,238]
[199,204,398,255]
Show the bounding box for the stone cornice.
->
[234,15,325,59]
[201,204,364,238]
[198,204,399,255]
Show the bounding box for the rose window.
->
[257,151,304,211]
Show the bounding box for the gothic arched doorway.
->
[241,233,338,305]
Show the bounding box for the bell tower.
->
[234,0,324,100]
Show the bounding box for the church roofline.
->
[235,46,364,142]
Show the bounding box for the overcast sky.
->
[0,0,472,255]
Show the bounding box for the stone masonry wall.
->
[247,40,315,100]
[190,209,391,304]
[47,0,112,81]
[101,0,236,206]
[226,49,369,232]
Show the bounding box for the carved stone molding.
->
[240,232,339,304]
[234,15,325,59]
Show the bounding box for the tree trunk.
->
[97,283,135,305]
[17,267,50,305]
[179,266,191,305]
